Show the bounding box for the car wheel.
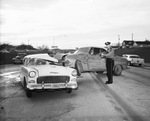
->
[139,64,142,67]
[26,89,32,98]
[24,80,32,98]
[96,71,104,74]
[113,65,122,76]
[75,60,81,76]
[23,79,26,88]
[66,88,72,94]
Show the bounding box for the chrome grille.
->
[37,76,70,84]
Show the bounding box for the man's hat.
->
[105,42,111,45]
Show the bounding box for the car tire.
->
[26,89,32,98]
[96,71,104,74]
[23,79,26,88]
[75,60,81,76]
[139,64,142,67]
[66,88,72,94]
[24,80,32,98]
[113,65,122,76]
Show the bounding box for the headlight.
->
[29,71,36,78]
[71,70,77,76]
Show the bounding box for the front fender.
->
[54,53,67,60]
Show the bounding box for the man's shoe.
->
[105,81,112,84]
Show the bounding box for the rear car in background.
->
[122,54,145,66]
[20,53,78,98]
[12,53,27,64]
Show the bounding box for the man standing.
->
[102,42,115,84]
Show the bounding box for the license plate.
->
[44,84,66,88]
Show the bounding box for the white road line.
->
[0,71,19,76]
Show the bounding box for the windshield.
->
[18,53,26,57]
[28,58,58,66]
[130,56,140,58]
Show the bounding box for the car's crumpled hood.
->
[66,54,78,60]
[32,65,74,76]
[24,53,58,63]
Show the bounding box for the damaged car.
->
[54,46,128,76]
[20,53,78,98]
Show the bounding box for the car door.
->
[87,47,102,71]
[77,53,89,71]
[99,48,107,70]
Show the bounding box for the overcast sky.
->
[1,0,150,49]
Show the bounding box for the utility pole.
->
[132,33,134,41]
[118,35,120,47]
[53,36,55,47]
[28,39,30,45]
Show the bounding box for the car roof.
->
[18,53,26,54]
[79,46,104,49]
[24,53,58,62]
[78,46,107,51]
[123,54,139,56]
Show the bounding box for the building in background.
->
[134,40,150,47]
[122,40,135,48]
[122,40,150,48]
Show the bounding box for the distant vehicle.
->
[54,47,128,76]
[0,49,9,53]
[20,53,78,98]
[122,54,144,66]
[12,53,27,64]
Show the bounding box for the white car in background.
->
[122,54,145,66]
[20,53,78,97]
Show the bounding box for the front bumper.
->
[27,82,78,90]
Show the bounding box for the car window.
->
[77,47,90,53]
[18,53,26,58]
[100,48,107,54]
[35,59,46,65]
[89,48,94,55]
[123,55,127,58]
[130,56,139,58]
[89,48,100,55]
[23,58,29,66]
[26,57,58,66]
[28,58,36,66]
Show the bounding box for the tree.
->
[0,43,15,51]
[37,45,50,52]
[16,44,35,50]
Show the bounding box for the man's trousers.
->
[106,58,114,83]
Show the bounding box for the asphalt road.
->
[0,64,150,121]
